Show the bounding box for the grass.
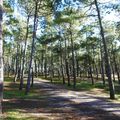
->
[3,77,47,120]
[3,111,40,120]
[40,76,120,100]
[41,76,106,90]
[3,76,120,119]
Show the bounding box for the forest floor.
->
[2,77,120,120]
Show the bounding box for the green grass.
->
[42,76,106,91]
[4,77,14,82]
[4,110,45,120]
[3,76,120,119]
[45,76,120,100]
[3,77,47,120]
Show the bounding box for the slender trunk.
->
[19,15,29,90]
[50,44,54,83]
[64,37,70,86]
[37,59,40,76]
[88,57,94,85]
[58,68,61,81]
[18,45,23,80]
[31,67,34,87]
[11,56,15,75]
[14,44,19,82]
[7,65,10,77]
[95,0,115,99]
[92,48,98,81]
[100,43,105,86]
[34,59,37,77]
[111,63,115,82]
[95,66,99,80]
[26,1,38,94]
[70,23,76,88]
[41,50,44,76]
[59,37,65,84]
[0,0,3,101]
[113,51,120,83]
[44,45,47,79]
[50,56,53,83]
[75,51,79,77]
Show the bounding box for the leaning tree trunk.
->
[25,0,38,94]
[95,0,115,99]
[0,0,3,103]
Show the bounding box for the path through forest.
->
[3,78,120,120]
[30,78,120,120]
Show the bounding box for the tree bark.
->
[0,0,3,102]
[70,23,76,88]
[64,37,70,86]
[100,43,105,86]
[95,0,115,99]
[26,0,38,94]
[113,51,120,83]
[44,45,47,79]
[14,44,19,82]
[59,37,65,84]
[19,15,29,90]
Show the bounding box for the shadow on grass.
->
[3,77,120,120]
[43,77,120,97]
[3,78,50,120]
[43,77,106,91]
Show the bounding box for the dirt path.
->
[32,78,120,120]
[3,78,120,120]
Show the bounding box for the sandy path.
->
[3,78,120,120]
[31,78,120,120]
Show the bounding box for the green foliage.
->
[3,1,14,13]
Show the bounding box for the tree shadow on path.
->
[2,78,120,120]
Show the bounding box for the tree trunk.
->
[0,0,3,102]
[75,51,79,77]
[59,37,65,84]
[88,57,94,85]
[111,63,115,82]
[101,59,105,86]
[95,0,115,99]
[44,45,47,79]
[100,43,105,86]
[26,0,38,94]
[50,43,54,83]
[34,59,37,77]
[31,67,34,87]
[19,15,29,90]
[18,45,23,80]
[70,23,76,89]
[113,51,120,83]
[41,50,44,76]
[14,44,19,82]
[64,36,70,86]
